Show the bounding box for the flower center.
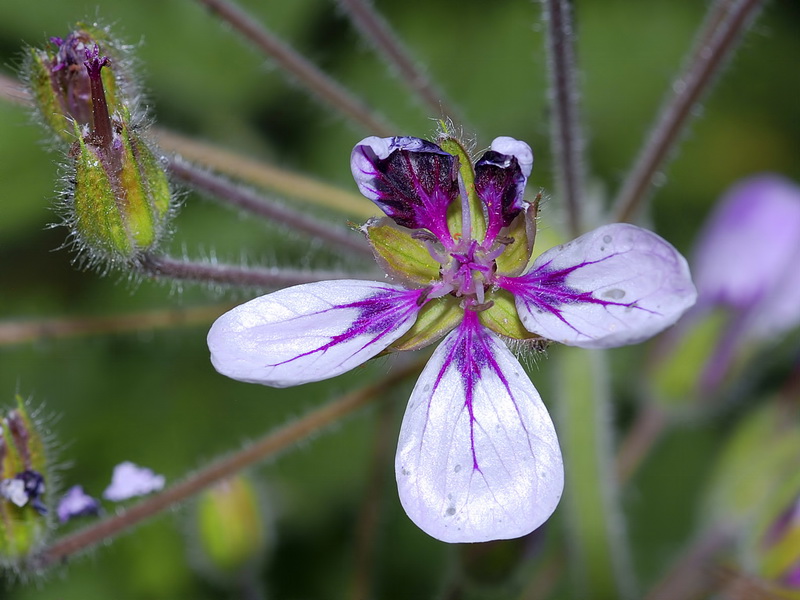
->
[436,238,504,305]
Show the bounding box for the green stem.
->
[555,347,635,600]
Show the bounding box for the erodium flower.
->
[207,133,697,543]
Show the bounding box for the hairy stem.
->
[0,304,233,346]
[168,159,372,258]
[542,0,585,237]
[612,0,766,223]
[194,0,394,135]
[138,254,375,288]
[154,129,375,218]
[31,357,424,569]
[335,0,463,123]
[556,347,635,600]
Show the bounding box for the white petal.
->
[396,317,563,543]
[490,136,533,178]
[208,280,424,387]
[502,223,697,348]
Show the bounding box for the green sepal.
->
[389,295,463,352]
[494,194,539,276]
[25,48,73,142]
[364,217,440,286]
[72,118,171,261]
[437,132,486,242]
[479,289,540,340]
[73,133,131,257]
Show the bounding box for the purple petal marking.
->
[57,485,101,522]
[500,223,697,348]
[475,137,533,245]
[208,280,426,388]
[351,136,458,242]
[103,461,165,502]
[396,311,563,543]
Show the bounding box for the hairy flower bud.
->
[65,49,170,265]
[0,397,50,563]
[23,23,133,143]
[192,476,270,582]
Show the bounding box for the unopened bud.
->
[68,49,170,264]
[193,476,270,581]
[23,23,132,142]
[0,397,50,563]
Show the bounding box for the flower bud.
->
[23,23,133,142]
[67,49,170,265]
[755,490,800,593]
[0,397,50,563]
[192,476,270,582]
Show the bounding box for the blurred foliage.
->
[0,0,798,598]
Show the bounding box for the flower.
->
[663,175,800,395]
[57,485,101,522]
[103,461,165,501]
[207,133,696,542]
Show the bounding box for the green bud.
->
[703,400,800,527]
[0,397,50,564]
[71,115,171,263]
[649,310,730,408]
[193,476,270,580]
[65,47,170,265]
[23,24,132,143]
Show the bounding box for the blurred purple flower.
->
[103,461,165,501]
[57,485,101,522]
[691,175,800,391]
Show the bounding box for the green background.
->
[0,0,798,598]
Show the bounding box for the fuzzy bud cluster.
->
[0,398,50,564]
[23,24,172,267]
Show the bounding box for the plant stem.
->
[31,356,424,569]
[168,158,372,258]
[644,524,735,600]
[194,0,395,135]
[351,393,396,600]
[615,402,668,483]
[137,254,374,288]
[555,347,635,600]
[335,0,463,124]
[542,0,585,237]
[154,129,375,218]
[612,0,765,223]
[0,304,233,346]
